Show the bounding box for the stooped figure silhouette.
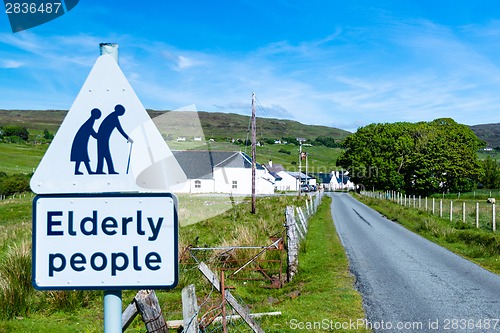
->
[70,108,101,175]
[95,104,133,174]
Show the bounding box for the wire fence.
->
[362,191,498,232]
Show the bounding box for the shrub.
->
[0,241,33,319]
[0,174,30,196]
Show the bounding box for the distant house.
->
[263,161,294,191]
[309,171,354,191]
[310,172,334,190]
[171,151,275,194]
[262,161,318,191]
[176,137,186,142]
[286,171,316,191]
[330,171,355,190]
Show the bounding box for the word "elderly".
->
[46,210,164,241]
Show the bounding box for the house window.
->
[232,180,238,189]
[195,180,201,189]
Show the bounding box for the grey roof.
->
[172,151,263,179]
[263,163,285,173]
[269,171,282,180]
[287,171,313,180]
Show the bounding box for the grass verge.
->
[255,196,369,332]
[356,194,500,275]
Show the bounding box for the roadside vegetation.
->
[0,194,367,332]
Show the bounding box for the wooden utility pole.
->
[298,141,302,197]
[251,92,257,214]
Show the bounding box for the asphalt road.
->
[329,192,500,333]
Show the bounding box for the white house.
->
[170,151,275,195]
[287,171,316,188]
[276,171,298,191]
[262,161,317,191]
[263,161,296,191]
[327,171,355,190]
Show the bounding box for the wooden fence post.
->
[432,198,435,215]
[285,206,299,282]
[462,202,466,223]
[440,199,443,218]
[135,290,169,333]
[182,284,199,333]
[493,204,496,232]
[296,207,308,233]
[476,202,479,229]
[450,201,453,222]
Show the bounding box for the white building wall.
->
[213,167,252,194]
[256,172,275,194]
[213,167,275,195]
[171,179,214,194]
[275,171,299,191]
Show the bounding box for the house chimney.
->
[99,43,119,63]
[269,160,273,167]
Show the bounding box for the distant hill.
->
[0,109,351,141]
[469,123,500,148]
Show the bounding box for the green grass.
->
[429,189,500,200]
[0,143,46,175]
[168,140,343,172]
[0,194,368,332]
[357,194,500,275]
[477,150,500,160]
[254,196,369,332]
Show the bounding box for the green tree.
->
[1,125,29,141]
[337,118,483,195]
[0,173,30,196]
[43,129,54,140]
[336,122,413,191]
[480,156,500,189]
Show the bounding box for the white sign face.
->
[30,54,186,194]
[32,193,178,290]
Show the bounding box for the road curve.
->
[329,192,500,333]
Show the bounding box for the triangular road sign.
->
[31,54,186,194]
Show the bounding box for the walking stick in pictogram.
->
[126,141,133,174]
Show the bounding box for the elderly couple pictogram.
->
[71,104,134,175]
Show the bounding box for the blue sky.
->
[1,1,500,131]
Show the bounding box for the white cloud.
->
[0,59,23,68]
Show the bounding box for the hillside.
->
[0,109,350,142]
[469,123,500,148]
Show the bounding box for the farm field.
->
[0,143,46,175]
[0,140,343,177]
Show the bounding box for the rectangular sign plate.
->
[32,193,178,290]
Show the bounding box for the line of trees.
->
[0,125,29,142]
[336,118,485,195]
[0,125,54,143]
